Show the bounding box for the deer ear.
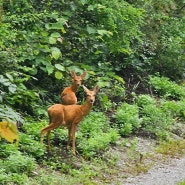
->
[82,85,89,92]
[70,71,76,78]
[81,71,87,79]
[93,85,100,94]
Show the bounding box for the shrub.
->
[161,100,185,120]
[77,111,120,158]
[136,94,156,107]
[19,133,45,159]
[149,75,185,100]
[0,141,18,158]
[114,103,142,136]
[3,151,36,174]
[141,104,174,140]
[22,120,47,140]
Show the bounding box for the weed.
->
[77,111,120,158]
[149,75,185,100]
[3,151,36,174]
[114,103,142,136]
[156,139,185,157]
[141,104,174,140]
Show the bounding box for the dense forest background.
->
[1,0,184,119]
[0,0,185,184]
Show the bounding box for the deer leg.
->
[40,122,60,149]
[46,130,51,150]
[71,124,77,155]
[67,126,72,150]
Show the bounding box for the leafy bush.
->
[78,131,119,158]
[77,111,120,158]
[149,75,185,100]
[19,133,45,159]
[161,100,185,120]
[3,151,36,174]
[0,105,23,123]
[136,94,156,107]
[141,104,174,140]
[0,141,18,158]
[114,103,142,136]
[22,121,47,140]
[0,168,29,185]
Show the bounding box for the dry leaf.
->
[0,121,19,144]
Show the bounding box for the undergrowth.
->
[1,75,185,184]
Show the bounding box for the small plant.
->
[19,133,45,159]
[136,94,156,107]
[156,140,185,157]
[141,104,174,140]
[3,151,36,174]
[114,103,142,136]
[161,100,185,120]
[0,141,18,158]
[149,75,185,100]
[77,111,120,158]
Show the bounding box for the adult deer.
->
[61,70,87,105]
[40,85,99,155]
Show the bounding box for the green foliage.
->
[1,0,185,183]
[0,105,23,123]
[0,168,29,185]
[3,152,36,174]
[77,111,120,158]
[114,103,142,136]
[141,104,174,140]
[19,133,45,159]
[127,0,185,80]
[22,121,47,140]
[0,141,18,158]
[136,94,156,107]
[149,75,185,100]
[161,100,185,120]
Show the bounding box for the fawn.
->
[40,85,99,155]
[61,70,87,105]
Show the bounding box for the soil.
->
[124,156,185,185]
[106,137,185,185]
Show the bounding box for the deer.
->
[40,85,99,155]
[61,70,87,105]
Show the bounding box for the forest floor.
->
[97,137,185,185]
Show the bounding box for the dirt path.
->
[124,155,185,185]
[107,137,185,185]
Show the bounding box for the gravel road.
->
[121,155,185,185]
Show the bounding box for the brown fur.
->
[61,71,87,105]
[40,85,99,155]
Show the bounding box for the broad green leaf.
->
[51,47,62,60]
[49,37,57,44]
[97,30,113,36]
[5,73,13,81]
[8,84,17,93]
[51,32,61,38]
[88,5,95,11]
[113,75,125,84]
[97,81,110,87]
[45,18,67,30]
[55,64,65,71]
[55,71,63,79]
[46,64,54,75]
[80,0,87,5]
[87,26,96,34]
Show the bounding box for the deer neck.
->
[70,83,78,92]
[80,101,93,116]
